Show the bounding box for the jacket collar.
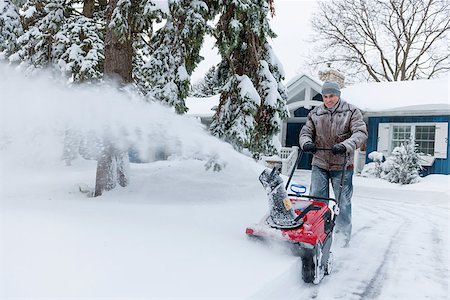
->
[316,99,346,115]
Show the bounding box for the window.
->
[415,125,435,155]
[391,125,411,150]
[378,122,447,160]
[390,124,435,155]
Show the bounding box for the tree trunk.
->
[82,0,95,18]
[94,143,116,197]
[94,0,132,196]
[104,0,133,84]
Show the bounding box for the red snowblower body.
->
[246,149,346,284]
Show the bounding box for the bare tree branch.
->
[310,0,450,82]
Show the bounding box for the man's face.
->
[323,94,339,108]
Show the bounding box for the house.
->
[185,72,450,175]
[343,79,449,175]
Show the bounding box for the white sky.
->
[191,0,318,82]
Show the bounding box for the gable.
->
[286,74,323,113]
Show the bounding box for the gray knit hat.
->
[322,81,341,97]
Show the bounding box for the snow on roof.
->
[342,78,450,113]
[185,94,220,117]
[186,78,450,118]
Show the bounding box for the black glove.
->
[302,142,317,153]
[332,143,347,155]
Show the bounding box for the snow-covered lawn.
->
[1,157,448,299]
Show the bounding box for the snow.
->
[151,0,169,14]
[342,78,450,112]
[368,151,384,162]
[185,94,220,117]
[177,64,188,81]
[259,60,281,107]
[238,74,261,106]
[1,63,449,299]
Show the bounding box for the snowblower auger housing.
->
[246,148,347,284]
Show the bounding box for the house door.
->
[286,122,313,170]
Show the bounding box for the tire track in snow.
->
[334,192,412,299]
[353,196,448,299]
[355,194,448,221]
[429,226,449,293]
[353,220,409,299]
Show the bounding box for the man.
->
[299,81,367,246]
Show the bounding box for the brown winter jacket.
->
[299,100,368,171]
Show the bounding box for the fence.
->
[262,146,299,175]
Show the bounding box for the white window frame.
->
[377,122,448,166]
[389,123,436,155]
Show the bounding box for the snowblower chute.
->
[246,148,346,284]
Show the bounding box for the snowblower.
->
[246,148,347,284]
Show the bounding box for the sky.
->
[191,0,318,82]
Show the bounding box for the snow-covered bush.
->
[382,140,422,184]
[362,141,422,184]
[361,151,384,178]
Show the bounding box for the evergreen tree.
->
[252,43,289,158]
[210,0,288,157]
[94,0,134,197]
[53,15,104,82]
[211,74,260,149]
[10,0,65,69]
[190,64,226,97]
[0,0,23,59]
[130,1,164,95]
[143,0,210,114]
[382,139,422,185]
[144,17,190,113]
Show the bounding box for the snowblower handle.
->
[284,148,347,191]
[285,147,303,190]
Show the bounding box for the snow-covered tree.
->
[143,18,190,113]
[210,0,288,157]
[0,0,23,59]
[142,0,210,114]
[382,140,422,185]
[252,44,289,158]
[92,0,165,196]
[53,16,104,82]
[211,74,260,149]
[10,0,65,69]
[191,64,226,97]
[94,0,133,197]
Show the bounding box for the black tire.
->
[301,254,316,283]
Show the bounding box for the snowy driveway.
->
[0,161,448,299]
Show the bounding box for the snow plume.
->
[0,63,252,171]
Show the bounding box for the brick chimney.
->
[318,63,345,88]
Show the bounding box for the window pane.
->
[391,125,412,152]
[415,125,435,155]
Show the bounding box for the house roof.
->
[185,76,450,117]
[342,78,450,114]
